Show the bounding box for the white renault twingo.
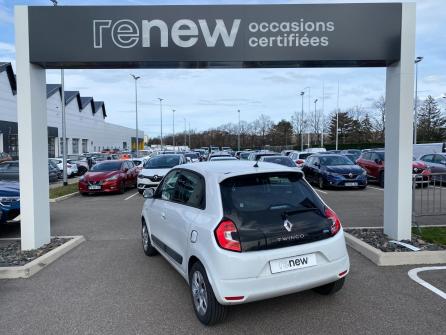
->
[141,161,349,325]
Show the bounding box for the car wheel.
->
[189,261,227,326]
[379,171,384,188]
[119,181,125,194]
[141,221,158,256]
[138,189,144,195]
[80,192,88,196]
[313,277,345,295]
[318,176,324,189]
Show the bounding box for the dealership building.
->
[0,62,143,158]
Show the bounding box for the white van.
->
[413,143,446,159]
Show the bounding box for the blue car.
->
[302,154,367,189]
[0,180,20,223]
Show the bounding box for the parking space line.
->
[408,266,446,300]
[315,189,328,195]
[368,186,384,191]
[124,192,139,201]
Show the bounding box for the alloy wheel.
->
[191,271,208,316]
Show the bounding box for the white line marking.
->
[408,266,446,300]
[124,192,139,201]
[315,189,328,195]
[367,186,384,191]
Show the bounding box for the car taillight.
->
[215,219,241,252]
[325,207,341,236]
[296,159,304,164]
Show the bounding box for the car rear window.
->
[262,156,296,167]
[220,172,324,222]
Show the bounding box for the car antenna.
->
[253,160,259,168]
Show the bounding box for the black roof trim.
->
[64,91,82,109]
[0,62,17,95]
[80,96,94,110]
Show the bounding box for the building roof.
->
[94,101,107,118]
[0,62,17,95]
[80,96,94,110]
[46,84,61,98]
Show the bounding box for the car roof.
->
[179,160,302,183]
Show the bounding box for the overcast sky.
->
[1,0,445,138]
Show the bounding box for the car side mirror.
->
[314,162,320,167]
[186,157,192,163]
[374,159,381,164]
[123,168,129,172]
[143,188,155,199]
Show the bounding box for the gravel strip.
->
[0,237,71,267]
[345,228,446,252]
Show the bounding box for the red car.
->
[356,150,431,187]
[78,160,138,195]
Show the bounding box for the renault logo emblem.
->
[348,172,353,178]
[283,219,293,232]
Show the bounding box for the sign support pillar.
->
[15,6,51,250]
[384,2,416,240]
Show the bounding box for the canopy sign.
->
[28,3,402,69]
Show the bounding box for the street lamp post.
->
[183,118,187,147]
[172,109,175,149]
[321,81,325,148]
[300,91,305,151]
[314,98,318,146]
[414,56,423,144]
[130,74,140,158]
[336,80,340,151]
[188,121,191,148]
[237,109,241,151]
[51,0,68,186]
[157,98,163,149]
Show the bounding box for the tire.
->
[80,192,88,196]
[313,277,345,295]
[318,176,325,189]
[119,181,126,194]
[141,221,158,256]
[138,189,144,195]
[189,262,227,326]
[379,171,384,188]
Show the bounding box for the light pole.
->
[130,74,140,157]
[157,98,163,149]
[51,0,68,185]
[300,91,305,151]
[172,109,175,149]
[314,98,318,146]
[183,118,187,147]
[321,81,325,148]
[414,56,423,144]
[188,121,191,148]
[237,109,241,151]
[336,80,340,151]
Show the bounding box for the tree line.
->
[148,95,446,149]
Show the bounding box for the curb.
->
[50,192,79,203]
[0,235,85,279]
[345,233,446,266]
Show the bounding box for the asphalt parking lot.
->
[0,187,445,334]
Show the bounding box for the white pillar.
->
[15,6,51,250]
[384,3,416,240]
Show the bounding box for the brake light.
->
[215,219,241,252]
[296,159,304,164]
[325,207,341,236]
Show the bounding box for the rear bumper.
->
[213,254,349,305]
[204,231,350,305]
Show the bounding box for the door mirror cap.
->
[374,159,382,165]
[143,188,155,199]
[123,167,129,172]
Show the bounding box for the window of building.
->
[72,138,79,154]
[123,141,127,150]
[8,134,18,159]
[82,139,88,153]
[48,137,55,158]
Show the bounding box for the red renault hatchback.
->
[78,160,138,195]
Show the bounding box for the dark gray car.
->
[418,153,446,184]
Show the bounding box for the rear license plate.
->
[88,185,101,190]
[345,182,358,187]
[269,253,317,274]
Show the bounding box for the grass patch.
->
[49,183,79,199]
[412,227,446,246]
